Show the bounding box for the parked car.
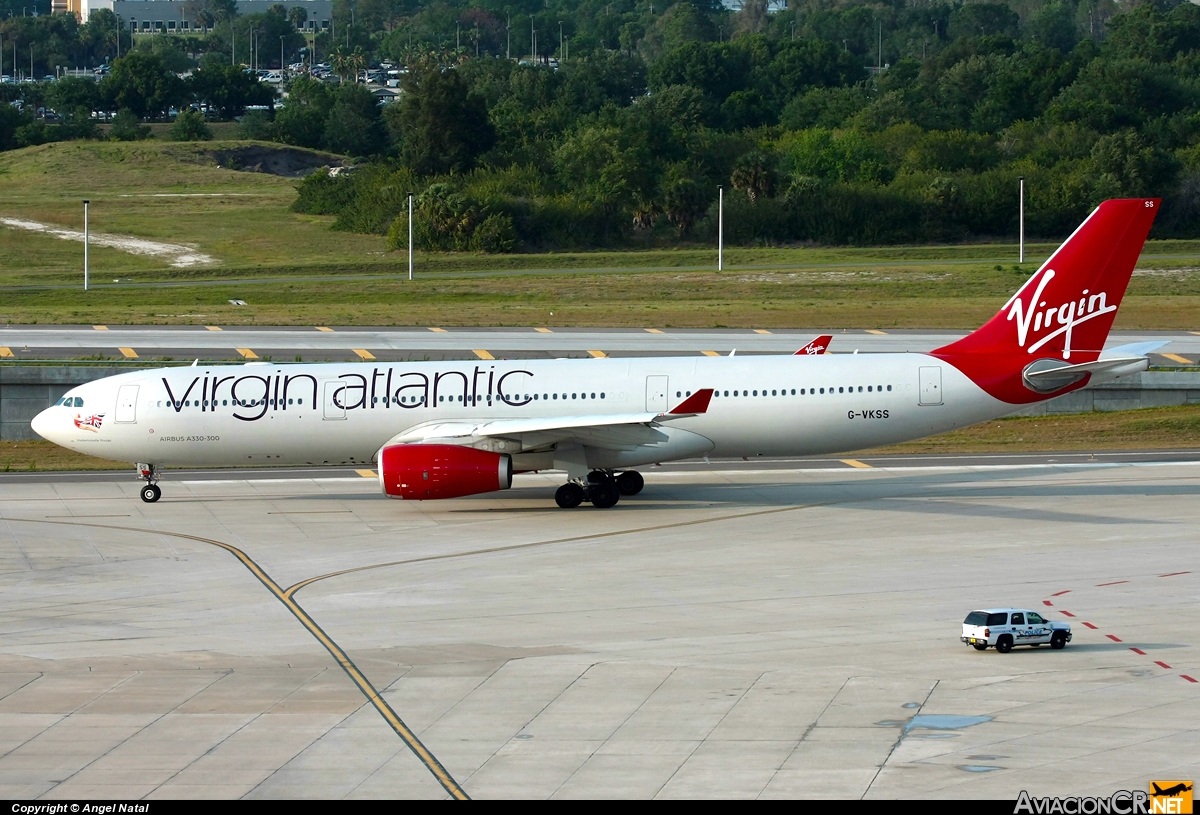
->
[961,608,1071,653]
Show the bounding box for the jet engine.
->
[379,444,513,500]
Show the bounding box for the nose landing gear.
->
[137,463,161,503]
[554,470,644,508]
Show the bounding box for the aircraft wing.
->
[387,390,714,452]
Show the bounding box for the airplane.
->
[1152,783,1193,798]
[32,198,1164,509]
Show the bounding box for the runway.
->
[1,453,1197,799]
[1,326,1199,366]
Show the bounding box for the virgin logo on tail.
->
[795,335,832,356]
[1005,269,1116,360]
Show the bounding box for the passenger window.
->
[591,393,596,399]
[600,393,605,398]
[838,387,843,393]
[791,389,795,395]
[772,390,777,396]
[986,612,1008,626]
[553,394,557,400]
[676,391,681,397]
[724,391,729,396]
[858,386,863,392]
[887,385,892,391]
[1011,613,1025,625]
[753,390,758,396]
[1027,613,1044,624]
[868,386,872,392]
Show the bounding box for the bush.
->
[471,214,518,253]
[169,109,212,142]
[109,108,150,142]
[237,110,275,140]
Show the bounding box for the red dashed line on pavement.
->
[1043,600,1054,606]
[1159,571,1191,578]
[1107,634,1123,642]
[1051,590,1071,597]
[1097,580,1129,587]
[1155,661,1172,669]
[1060,610,1076,617]
[1082,622,1098,629]
[1183,675,1198,683]
[1131,648,1147,655]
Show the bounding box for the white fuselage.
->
[34,354,1010,470]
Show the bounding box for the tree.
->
[274,76,332,148]
[322,82,386,156]
[188,62,274,118]
[287,5,307,30]
[170,108,213,140]
[730,150,777,203]
[661,161,712,234]
[101,52,187,119]
[387,68,495,176]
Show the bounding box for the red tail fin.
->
[932,198,1159,404]
[795,335,832,355]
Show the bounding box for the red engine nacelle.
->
[379,444,512,500]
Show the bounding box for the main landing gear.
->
[555,470,644,509]
[137,463,161,503]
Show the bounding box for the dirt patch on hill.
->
[202,145,349,178]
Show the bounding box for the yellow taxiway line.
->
[840,459,872,468]
[473,349,495,360]
[13,517,470,801]
[118,347,138,359]
[236,348,258,359]
[353,349,376,361]
[587,350,607,358]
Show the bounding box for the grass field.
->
[2,140,1200,328]
[5,404,1200,471]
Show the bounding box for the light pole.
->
[406,191,414,281]
[1019,177,1025,264]
[558,20,563,59]
[280,34,284,71]
[717,186,724,272]
[83,199,89,291]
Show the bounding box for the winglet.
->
[667,388,714,415]
[795,334,832,355]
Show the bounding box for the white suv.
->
[961,608,1072,653]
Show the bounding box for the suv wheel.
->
[972,643,988,651]
[996,635,1013,654]
[1050,630,1067,650]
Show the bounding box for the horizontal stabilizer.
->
[1101,340,1170,358]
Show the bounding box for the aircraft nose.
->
[30,406,57,442]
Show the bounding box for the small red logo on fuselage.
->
[73,413,105,432]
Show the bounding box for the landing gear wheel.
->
[555,483,585,509]
[140,484,161,503]
[616,471,644,496]
[996,635,1013,654]
[1050,631,1067,650]
[972,644,988,651]
[589,482,620,509]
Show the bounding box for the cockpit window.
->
[73,397,84,407]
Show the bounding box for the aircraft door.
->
[323,381,346,420]
[646,375,668,413]
[114,384,139,423]
[918,366,943,406]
